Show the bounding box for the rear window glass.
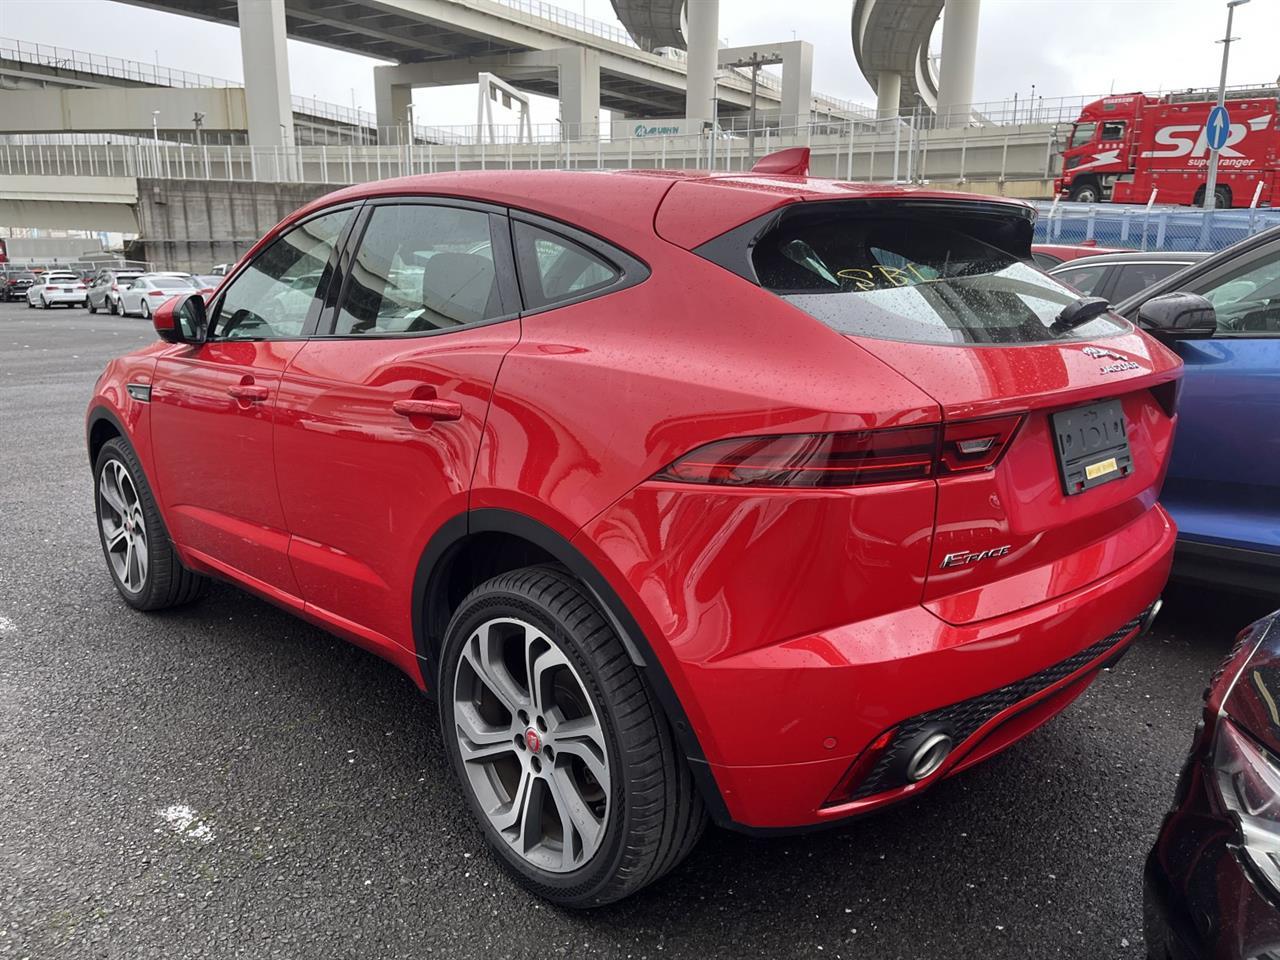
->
[753,208,1128,345]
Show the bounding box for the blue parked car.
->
[1115,225,1280,595]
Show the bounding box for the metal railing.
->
[1034,200,1280,253]
[0,118,1062,187]
[0,36,234,90]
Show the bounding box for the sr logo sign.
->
[1141,115,1269,160]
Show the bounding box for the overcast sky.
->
[3,0,1279,127]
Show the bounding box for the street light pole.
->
[1204,0,1250,210]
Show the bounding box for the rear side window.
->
[1053,263,1109,296]
[749,204,1128,345]
[334,204,503,335]
[513,222,620,310]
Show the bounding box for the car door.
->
[121,278,145,315]
[1161,238,1280,553]
[149,205,356,598]
[274,199,520,651]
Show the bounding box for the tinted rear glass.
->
[753,206,1128,345]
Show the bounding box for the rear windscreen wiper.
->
[1050,296,1110,337]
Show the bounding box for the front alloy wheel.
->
[440,566,706,907]
[98,459,148,593]
[94,438,207,610]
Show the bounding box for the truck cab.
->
[1055,95,1149,203]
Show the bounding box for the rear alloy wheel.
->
[140,300,151,320]
[440,565,705,907]
[94,437,208,611]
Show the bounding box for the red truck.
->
[1055,86,1278,208]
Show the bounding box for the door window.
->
[1108,262,1187,302]
[1100,121,1126,141]
[512,222,620,310]
[333,204,503,335]
[1195,248,1280,334]
[212,208,351,341]
[1052,263,1110,297]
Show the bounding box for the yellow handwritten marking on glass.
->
[1084,457,1118,481]
[835,263,936,290]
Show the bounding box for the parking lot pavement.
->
[0,299,1275,960]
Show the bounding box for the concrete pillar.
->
[236,0,293,147]
[778,41,813,130]
[373,66,412,144]
[876,70,902,119]
[684,0,720,127]
[557,47,601,139]
[935,0,980,127]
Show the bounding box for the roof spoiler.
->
[750,146,810,177]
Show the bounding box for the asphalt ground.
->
[1,298,1275,960]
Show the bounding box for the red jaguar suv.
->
[87,152,1181,906]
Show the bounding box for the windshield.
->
[753,209,1129,345]
[1069,122,1097,148]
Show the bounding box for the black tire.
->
[108,297,119,316]
[1214,186,1231,209]
[1069,180,1101,203]
[41,296,50,310]
[439,565,706,908]
[93,437,208,611]
[140,300,151,320]
[25,296,33,309]
[88,299,98,314]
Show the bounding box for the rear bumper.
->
[40,292,86,304]
[585,483,1176,830]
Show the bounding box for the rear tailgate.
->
[852,330,1179,623]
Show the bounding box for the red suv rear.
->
[86,161,1180,907]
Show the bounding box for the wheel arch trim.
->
[412,506,733,824]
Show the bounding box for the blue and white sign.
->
[1205,105,1231,152]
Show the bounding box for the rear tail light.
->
[76,284,86,289]
[655,416,1024,489]
[148,290,166,297]
[654,427,937,488]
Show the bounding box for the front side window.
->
[1100,121,1126,140]
[1109,261,1186,302]
[1069,122,1097,148]
[752,205,1128,345]
[1196,248,1280,334]
[333,204,502,336]
[513,222,619,310]
[213,208,351,341]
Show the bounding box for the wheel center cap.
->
[524,728,542,753]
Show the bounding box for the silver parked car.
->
[86,269,144,315]
[1049,250,1210,301]
[117,274,200,318]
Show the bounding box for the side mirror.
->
[153,293,208,344]
[1136,292,1217,341]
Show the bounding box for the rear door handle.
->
[392,398,463,422]
[227,384,270,402]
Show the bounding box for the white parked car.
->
[26,272,87,309]
[118,274,200,318]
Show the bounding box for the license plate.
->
[1051,399,1133,495]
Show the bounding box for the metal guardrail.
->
[1033,201,1280,253]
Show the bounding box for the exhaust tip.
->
[1139,598,1164,636]
[905,731,954,783]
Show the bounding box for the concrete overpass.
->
[105,0,852,145]
[852,0,982,125]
